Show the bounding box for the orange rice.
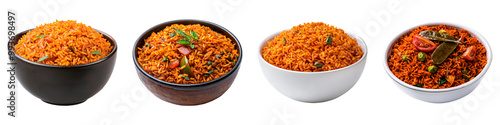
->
[136,24,238,84]
[14,20,113,66]
[388,25,487,89]
[261,22,364,72]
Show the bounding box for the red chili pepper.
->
[461,46,476,61]
[168,60,179,69]
[412,35,437,52]
[178,47,191,55]
[44,38,53,43]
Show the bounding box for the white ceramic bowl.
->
[258,31,368,103]
[384,23,493,103]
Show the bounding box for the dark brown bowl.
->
[133,19,242,106]
[12,29,117,105]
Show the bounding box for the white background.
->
[2,0,500,125]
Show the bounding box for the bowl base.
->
[42,100,86,106]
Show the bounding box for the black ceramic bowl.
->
[133,19,242,105]
[13,29,117,105]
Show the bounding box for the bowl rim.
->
[258,30,368,74]
[13,28,118,68]
[383,22,493,93]
[132,19,243,87]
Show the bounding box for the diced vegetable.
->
[447,75,455,84]
[412,35,437,52]
[417,52,426,62]
[283,37,287,44]
[402,55,409,62]
[168,60,179,68]
[461,46,476,61]
[206,61,212,66]
[36,35,47,38]
[44,38,53,43]
[428,65,438,74]
[180,56,194,76]
[178,47,191,55]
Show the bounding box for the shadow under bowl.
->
[383,22,493,103]
[132,19,242,106]
[13,29,117,105]
[258,31,368,103]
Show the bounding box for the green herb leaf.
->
[431,42,459,65]
[283,37,287,44]
[174,29,191,41]
[145,43,150,46]
[38,56,50,62]
[314,62,323,68]
[438,76,447,86]
[295,30,299,33]
[91,51,102,56]
[419,30,460,43]
[36,35,47,38]
[227,54,232,61]
[176,40,190,45]
[414,84,423,87]
[206,61,212,66]
[162,56,169,62]
[461,69,469,75]
[463,76,471,80]
[208,69,214,75]
[68,46,75,53]
[326,35,332,45]
[190,30,199,41]
[189,44,195,49]
[216,55,221,58]
[183,76,190,80]
[170,32,177,37]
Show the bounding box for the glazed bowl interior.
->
[258,30,368,103]
[383,23,492,103]
[133,19,243,88]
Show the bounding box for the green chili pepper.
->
[180,56,194,76]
